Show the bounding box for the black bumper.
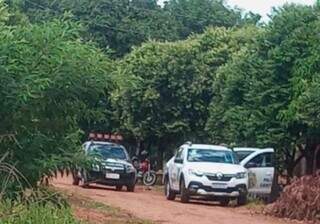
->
[87,171,136,186]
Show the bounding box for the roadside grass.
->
[0,200,79,224]
[66,192,153,224]
[242,197,266,214]
[0,187,153,224]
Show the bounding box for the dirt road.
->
[54,177,298,224]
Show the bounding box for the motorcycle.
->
[132,156,157,186]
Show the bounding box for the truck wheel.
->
[79,170,89,188]
[164,176,176,200]
[72,176,80,186]
[72,170,80,185]
[220,197,230,206]
[116,185,123,191]
[127,184,135,192]
[238,194,247,206]
[180,178,189,203]
[79,178,89,188]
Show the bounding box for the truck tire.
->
[116,185,123,191]
[79,170,90,188]
[164,176,176,200]
[180,177,189,203]
[72,169,80,186]
[220,197,230,206]
[127,184,135,192]
[72,176,80,186]
[238,194,247,206]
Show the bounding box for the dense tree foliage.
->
[206,4,320,175]
[0,12,113,191]
[8,0,252,56]
[114,25,260,161]
[163,0,241,37]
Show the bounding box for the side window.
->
[247,153,274,168]
[264,153,274,167]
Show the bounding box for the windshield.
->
[235,151,255,162]
[88,144,128,160]
[187,148,238,164]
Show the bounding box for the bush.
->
[265,173,320,222]
[0,201,79,224]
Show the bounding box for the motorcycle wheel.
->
[142,171,157,186]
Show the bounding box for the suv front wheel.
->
[164,176,176,200]
[180,177,189,203]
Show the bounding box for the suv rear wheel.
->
[180,178,189,203]
[164,176,176,200]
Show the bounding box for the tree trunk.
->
[136,138,142,156]
[305,151,314,175]
[268,168,281,203]
[157,140,165,171]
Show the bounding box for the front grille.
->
[202,186,237,193]
[104,168,125,174]
[206,175,232,182]
[105,162,124,168]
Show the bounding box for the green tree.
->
[207,4,320,176]
[9,0,181,56]
[163,0,244,38]
[113,26,259,162]
[8,0,258,57]
[0,18,114,191]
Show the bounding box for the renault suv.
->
[163,143,248,205]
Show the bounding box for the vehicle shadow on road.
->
[82,185,119,191]
[172,197,236,208]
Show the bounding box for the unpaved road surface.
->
[54,176,298,224]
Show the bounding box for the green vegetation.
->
[0,201,79,224]
[9,0,255,57]
[0,0,320,221]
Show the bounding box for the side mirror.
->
[245,161,258,168]
[174,157,183,164]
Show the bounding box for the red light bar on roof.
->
[88,132,124,142]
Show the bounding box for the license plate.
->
[106,173,120,179]
[212,183,227,189]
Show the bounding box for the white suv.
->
[164,143,248,205]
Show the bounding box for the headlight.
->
[126,164,136,173]
[236,172,247,179]
[188,169,204,177]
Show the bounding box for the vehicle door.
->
[244,152,274,196]
[169,147,185,190]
